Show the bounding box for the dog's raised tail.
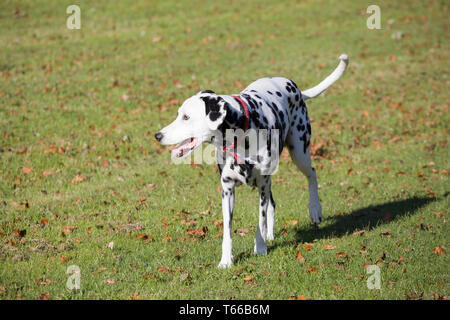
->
[301,54,349,100]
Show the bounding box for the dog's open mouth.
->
[171,137,201,158]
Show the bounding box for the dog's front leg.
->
[218,177,235,268]
[254,176,271,255]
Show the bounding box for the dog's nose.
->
[154,132,163,142]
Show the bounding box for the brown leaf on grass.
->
[157,266,170,273]
[12,229,26,238]
[288,295,307,300]
[236,228,249,237]
[381,231,392,237]
[40,218,49,226]
[333,285,344,292]
[307,266,318,274]
[39,293,50,300]
[296,251,305,262]
[336,252,347,258]
[71,175,86,184]
[62,225,77,236]
[213,219,223,230]
[430,293,449,300]
[405,292,423,300]
[323,244,336,250]
[105,279,116,285]
[433,247,445,255]
[187,227,207,239]
[42,170,53,177]
[35,277,52,286]
[137,233,153,242]
[285,218,298,226]
[22,167,32,174]
[243,275,254,283]
[304,243,313,251]
[130,292,141,300]
[353,230,366,236]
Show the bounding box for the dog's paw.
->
[309,201,323,225]
[217,260,233,269]
[266,233,274,241]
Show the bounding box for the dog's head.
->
[155,91,228,158]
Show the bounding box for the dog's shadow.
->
[234,195,439,263]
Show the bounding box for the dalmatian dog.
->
[155,54,349,268]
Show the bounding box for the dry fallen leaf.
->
[157,266,170,273]
[236,228,249,237]
[71,175,86,184]
[107,241,114,250]
[285,218,298,226]
[353,230,366,236]
[333,285,344,292]
[39,293,50,300]
[62,225,77,236]
[22,167,33,174]
[137,233,153,242]
[381,231,392,237]
[323,244,336,250]
[296,251,305,262]
[288,295,307,300]
[187,228,207,239]
[307,266,318,274]
[433,246,445,255]
[304,243,313,251]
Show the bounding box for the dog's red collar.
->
[222,96,250,163]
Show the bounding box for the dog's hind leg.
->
[254,175,272,254]
[266,188,275,241]
[286,125,323,226]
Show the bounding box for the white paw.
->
[218,255,233,268]
[217,260,233,269]
[309,201,323,224]
[266,233,274,241]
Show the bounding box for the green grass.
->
[0,0,449,300]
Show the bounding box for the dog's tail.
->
[301,54,349,100]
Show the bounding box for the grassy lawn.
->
[0,0,448,300]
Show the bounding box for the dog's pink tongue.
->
[171,138,199,158]
[171,146,183,158]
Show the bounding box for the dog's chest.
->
[221,161,259,187]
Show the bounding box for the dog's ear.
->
[199,90,215,94]
[201,96,227,130]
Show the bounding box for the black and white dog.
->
[155,54,348,268]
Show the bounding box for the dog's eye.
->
[182,114,190,121]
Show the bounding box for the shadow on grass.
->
[285,195,438,245]
[234,196,437,263]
